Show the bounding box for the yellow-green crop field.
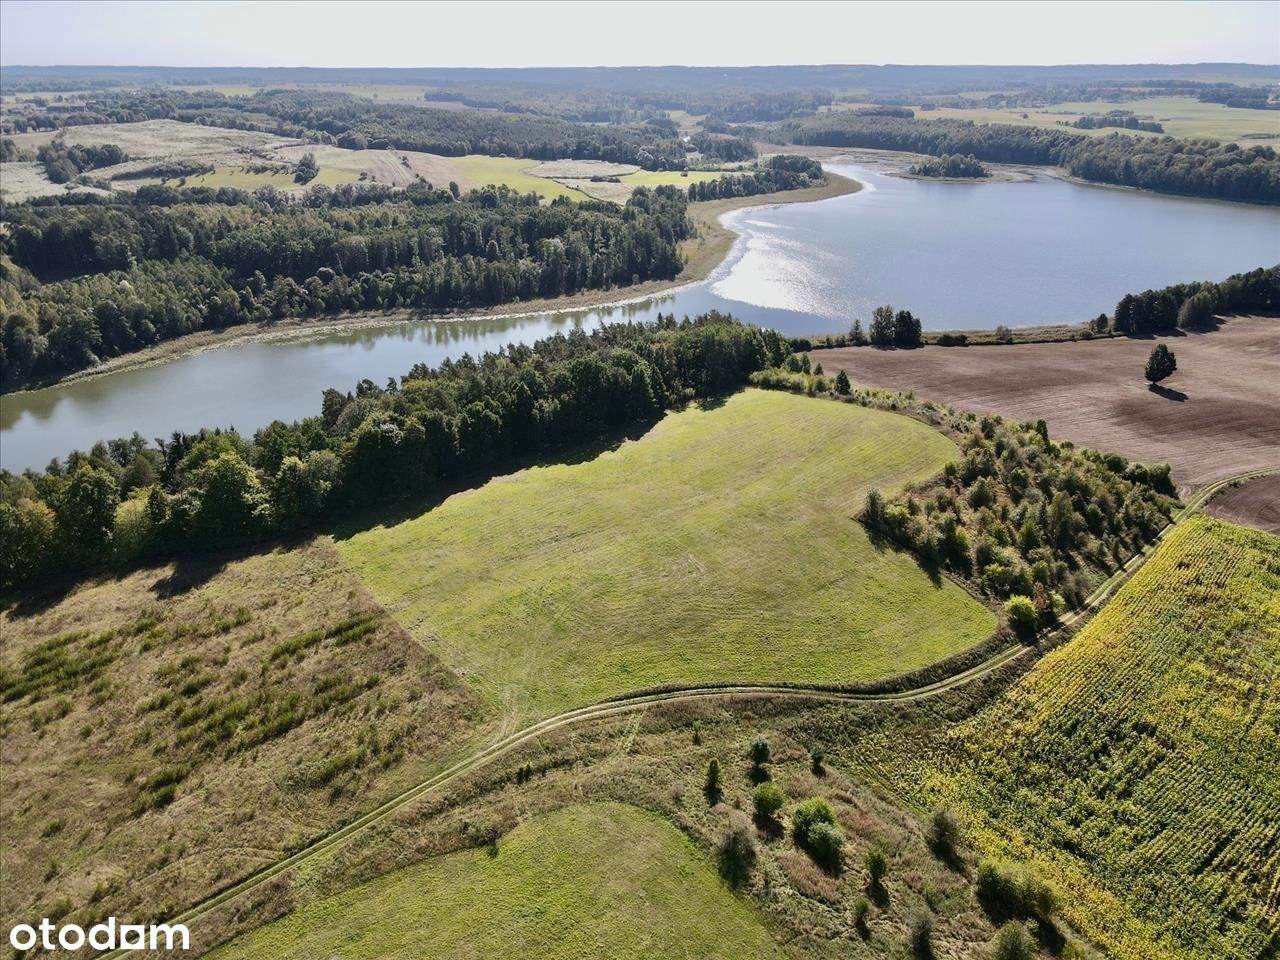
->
[339,390,994,722]
[924,515,1280,960]
[209,803,783,960]
[449,155,588,201]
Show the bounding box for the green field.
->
[925,515,1280,960]
[913,96,1280,147]
[450,155,587,200]
[620,169,726,189]
[339,390,994,721]
[209,803,783,960]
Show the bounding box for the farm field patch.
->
[1203,472,1280,534]
[919,515,1280,960]
[339,389,994,723]
[207,803,784,960]
[815,316,1280,494]
[903,96,1280,147]
[182,163,361,190]
[449,155,588,200]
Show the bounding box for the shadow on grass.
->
[327,420,657,543]
[862,526,945,587]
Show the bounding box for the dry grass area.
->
[6,119,292,163]
[815,316,1280,494]
[0,539,481,935]
[178,693,1017,958]
[0,160,112,201]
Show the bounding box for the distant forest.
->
[761,114,1280,203]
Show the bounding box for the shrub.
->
[926,807,962,859]
[834,369,852,394]
[806,820,845,870]
[749,736,770,766]
[908,911,934,958]
[975,859,1058,921]
[752,782,785,819]
[809,746,825,774]
[1004,595,1039,640]
[704,757,722,801]
[791,796,836,845]
[991,922,1035,960]
[853,896,871,935]
[865,847,888,885]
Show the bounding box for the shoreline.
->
[2,172,862,397]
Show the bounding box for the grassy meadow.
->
[208,803,784,960]
[922,515,1280,960]
[339,390,995,722]
[0,541,480,933]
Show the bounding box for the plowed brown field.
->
[1202,473,1280,534]
[815,316,1279,494]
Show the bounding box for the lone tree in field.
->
[1145,344,1177,385]
[834,369,852,395]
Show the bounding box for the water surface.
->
[3,161,1277,471]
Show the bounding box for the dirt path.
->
[815,316,1280,494]
[94,467,1264,959]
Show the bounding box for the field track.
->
[96,466,1278,958]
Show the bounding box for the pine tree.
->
[1144,344,1177,384]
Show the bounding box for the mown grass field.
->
[450,155,588,201]
[923,515,1280,960]
[208,803,784,960]
[339,390,994,722]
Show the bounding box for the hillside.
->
[208,803,784,960]
[0,541,480,935]
[338,389,996,722]
[924,516,1280,959]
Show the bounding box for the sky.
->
[1,0,1278,68]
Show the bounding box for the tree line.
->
[0,313,791,592]
[762,113,1280,203]
[798,265,1277,351]
[0,184,692,386]
[35,138,128,183]
[1110,264,1279,335]
[1070,113,1163,133]
[908,154,989,178]
[686,156,825,201]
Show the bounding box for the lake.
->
[2,161,1277,471]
